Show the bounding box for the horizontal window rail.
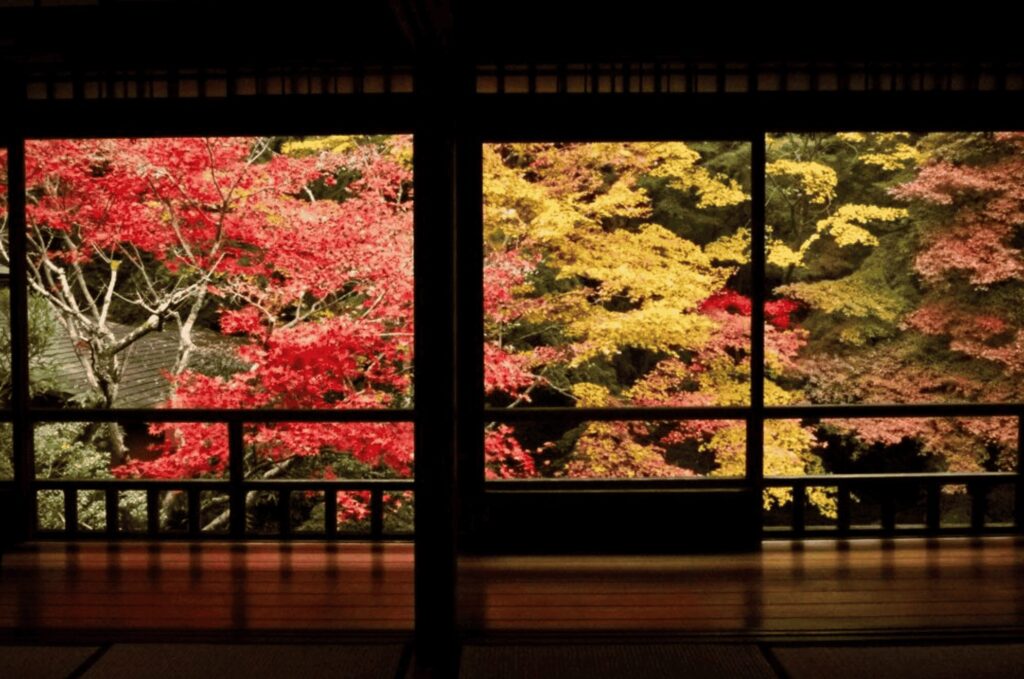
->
[486,477,747,490]
[6,408,413,423]
[14,403,1020,425]
[484,403,1024,422]
[33,479,415,491]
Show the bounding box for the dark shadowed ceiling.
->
[0,1,1019,73]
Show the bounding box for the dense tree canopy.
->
[766,133,1019,477]
[2,136,417,529]
[1,132,1020,530]
[484,135,1021,517]
[482,142,815,495]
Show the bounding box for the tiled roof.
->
[39,320,232,409]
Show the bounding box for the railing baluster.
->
[792,483,806,536]
[187,488,201,537]
[927,480,942,532]
[229,422,245,537]
[970,481,988,533]
[105,488,118,536]
[881,486,896,534]
[324,489,338,537]
[146,487,160,535]
[280,490,291,537]
[371,488,384,539]
[64,488,78,536]
[837,484,852,534]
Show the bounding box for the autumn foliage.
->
[766,132,1021,482]
[481,142,814,490]
[2,131,1021,528]
[3,136,418,526]
[484,134,1021,516]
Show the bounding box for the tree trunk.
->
[201,457,298,532]
[95,354,128,466]
[173,287,207,376]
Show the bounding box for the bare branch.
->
[97,261,120,330]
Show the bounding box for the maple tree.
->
[16,138,375,460]
[483,134,1020,520]
[3,131,1020,531]
[106,136,417,487]
[766,132,1020,494]
[481,142,819,508]
[1,136,418,530]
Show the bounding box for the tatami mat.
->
[0,645,99,679]
[80,644,405,679]
[772,644,1024,679]
[459,644,776,679]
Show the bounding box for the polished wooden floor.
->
[460,537,1024,636]
[2,538,1024,642]
[0,542,415,639]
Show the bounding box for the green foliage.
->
[0,290,63,404]
[7,131,1020,532]
[485,141,819,493]
[771,131,1023,480]
[779,235,918,347]
[0,423,10,479]
[30,422,139,531]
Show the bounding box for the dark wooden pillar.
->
[413,56,460,676]
[4,70,32,547]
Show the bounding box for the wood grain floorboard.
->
[459,537,1024,634]
[0,542,415,636]
[3,537,1024,639]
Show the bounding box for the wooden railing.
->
[16,409,414,541]
[763,472,1018,538]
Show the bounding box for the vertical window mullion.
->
[6,129,33,541]
[1017,410,1024,532]
[747,131,767,525]
[457,128,484,518]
